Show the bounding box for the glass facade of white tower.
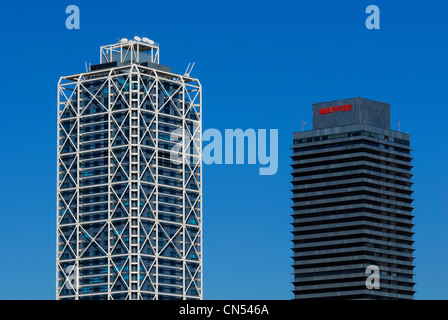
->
[57,39,202,300]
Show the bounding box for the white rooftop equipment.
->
[142,37,155,45]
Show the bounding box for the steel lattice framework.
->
[57,40,202,300]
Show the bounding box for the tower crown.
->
[100,36,160,65]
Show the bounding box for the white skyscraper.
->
[57,38,202,300]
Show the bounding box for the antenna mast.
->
[184,62,195,76]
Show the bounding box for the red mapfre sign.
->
[319,104,353,115]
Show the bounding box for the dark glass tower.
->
[291,97,415,299]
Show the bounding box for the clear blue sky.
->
[0,0,446,299]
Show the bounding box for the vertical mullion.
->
[75,79,81,300]
[155,75,159,300]
[56,86,62,300]
[198,84,203,300]
[182,83,186,300]
[107,73,112,299]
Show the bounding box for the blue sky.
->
[0,0,447,299]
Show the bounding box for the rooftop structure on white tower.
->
[100,36,160,65]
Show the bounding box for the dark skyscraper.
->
[291,97,415,299]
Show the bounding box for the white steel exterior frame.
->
[57,47,202,300]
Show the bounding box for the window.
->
[91,277,101,283]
